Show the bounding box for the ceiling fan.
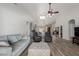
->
[48,3,59,16]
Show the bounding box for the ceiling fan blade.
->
[53,11,59,13]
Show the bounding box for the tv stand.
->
[72,36,79,45]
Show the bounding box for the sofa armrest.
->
[22,36,27,39]
[22,35,30,40]
[0,46,12,56]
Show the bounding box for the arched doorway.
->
[69,19,75,39]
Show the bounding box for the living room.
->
[1,2,79,56]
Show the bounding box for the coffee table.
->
[28,42,50,56]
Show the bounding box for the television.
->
[74,27,79,37]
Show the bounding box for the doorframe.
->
[69,19,75,39]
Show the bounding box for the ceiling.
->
[16,3,79,26]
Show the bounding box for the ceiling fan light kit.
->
[48,3,59,16]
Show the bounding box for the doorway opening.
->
[69,19,75,39]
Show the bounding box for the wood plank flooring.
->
[48,38,79,56]
[21,38,79,56]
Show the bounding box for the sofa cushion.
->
[0,36,8,41]
[7,35,18,44]
[0,47,12,56]
[12,39,30,56]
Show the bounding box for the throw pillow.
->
[7,35,18,44]
[16,34,22,41]
[0,40,10,47]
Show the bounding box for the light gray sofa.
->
[0,34,31,56]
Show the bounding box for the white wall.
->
[55,4,79,40]
[0,9,3,35]
[0,4,33,35]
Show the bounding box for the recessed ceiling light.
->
[40,16,45,19]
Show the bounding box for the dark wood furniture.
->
[60,25,63,38]
[72,36,79,45]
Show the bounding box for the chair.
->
[33,32,42,42]
[44,32,52,42]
